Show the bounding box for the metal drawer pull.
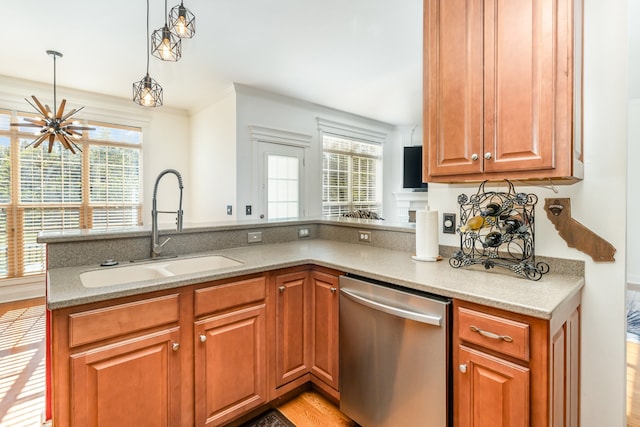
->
[330,287,337,293]
[172,342,180,351]
[279,286,286,292]
[199,334,207,343]
[459,364,467,373]
[469,325,513,342]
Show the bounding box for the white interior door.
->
[258,142,305,220]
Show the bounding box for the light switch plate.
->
[443,213,456,234]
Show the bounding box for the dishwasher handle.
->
[340,288,443,327]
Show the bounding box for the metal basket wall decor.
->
[449,180,549,281]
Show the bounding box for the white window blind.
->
[0,109,143,280]
[322,134,382,216]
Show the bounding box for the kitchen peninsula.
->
[42,218,583,426]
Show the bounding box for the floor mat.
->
[240,409,296,427]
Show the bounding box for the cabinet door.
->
[274,270,310,387]
[483,0,556,174]
[310,270,339,390]
[424,0,484,178]
[70,327,182,427]
[194,304,267,427]
[456,345,529,427]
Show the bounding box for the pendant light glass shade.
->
[133,0,163,107]
[169,1,196,38]
[133,73,163,107]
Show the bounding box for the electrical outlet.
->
[226,205,232,215]
[298,228,310,238]
[247,231,262,243]
[443,213,456,234]
[358,230,372,243]
[246,205,252,215]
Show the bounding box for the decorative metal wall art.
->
[449,180,550,281]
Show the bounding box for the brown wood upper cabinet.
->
[423,0,584,183]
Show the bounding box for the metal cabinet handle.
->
[172,342,180,351]
[471,153,479,161]
[330,287,337,293]
[199,334,207,343]
[470,325,513,342]
[484,152,492,160]
[278,285,286,292]
[459,364,467,373]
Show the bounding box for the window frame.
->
[0,108,143,281]
[318,119,385,217]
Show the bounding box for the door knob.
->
[279,286,286,292]
[172,342,180,351]
[330,287,337,293]
[471,153,479,161]
[459,364,467,373]
[484,152,492,160]
[199,334,207,343]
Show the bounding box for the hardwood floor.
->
[278,391,354,427]
[0,297,46,427]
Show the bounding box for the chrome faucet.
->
[151,169,184,258]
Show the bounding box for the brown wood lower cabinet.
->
[269,266,341,401]
[70,327,182,427]
[453,294,581,427]
[51,269,342,427]
[194,304,267,426]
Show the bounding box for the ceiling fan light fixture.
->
[169,1,195,39]
[133,73,163,107]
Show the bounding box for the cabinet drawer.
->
[69,294,180,348]
[457,307,530,361]
[194,276,266,317]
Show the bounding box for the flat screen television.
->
[403,146,428,191]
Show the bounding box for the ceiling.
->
[3,0,423,126]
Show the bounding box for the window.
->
[0,109,142,280]
[322,134,382,216]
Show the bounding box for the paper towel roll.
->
[412,209,440,262]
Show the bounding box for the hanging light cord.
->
[146,0,150,75]
[164,0,168,25]
[52,53,57,113]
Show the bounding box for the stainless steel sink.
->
[80,254,243,288]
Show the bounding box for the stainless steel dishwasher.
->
[339,275,450,427]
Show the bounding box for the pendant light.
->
[152,0,182,61]
[10,51,94,154]
[133,0,163,107]
[169,1,196,39]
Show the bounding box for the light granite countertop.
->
[47,239,584,319]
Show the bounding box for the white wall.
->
[428,0,629,423]
[233,84,395,220]
[189,88,237,222]
[627,0,640,287]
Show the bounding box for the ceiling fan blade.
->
[56,99,67,119]
[48,134,55,153]
[27,133,50,149]
[30,96,48,116]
